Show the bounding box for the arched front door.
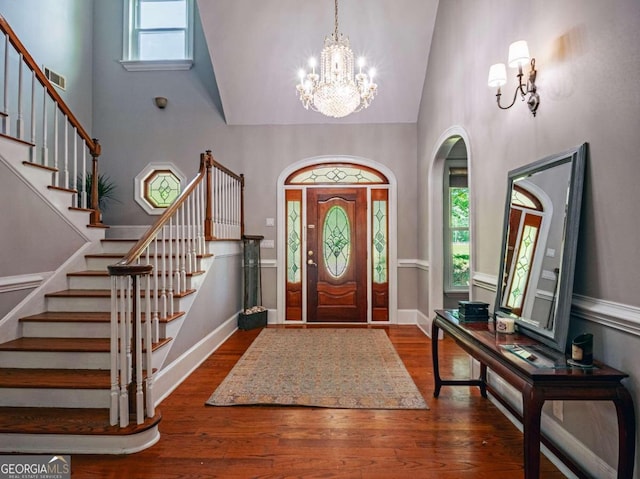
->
[281,160,392,323]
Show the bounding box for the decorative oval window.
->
[323,206,351,278]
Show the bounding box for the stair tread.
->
[0,368,110,389]
[86,252,214,258]
[0,407,161,435]
[20,311,185,323]
[0,337,172,352]
[67,269,205,277]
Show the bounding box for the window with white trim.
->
[444,161,470,292]
[122,0,194,71]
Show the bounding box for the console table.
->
[432,309,635,479]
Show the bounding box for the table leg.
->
[522,384,544,479]
[614,385,636,479]
[479,363,487,398]
[431,320,442,398]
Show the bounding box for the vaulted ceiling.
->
[197,0,439,125]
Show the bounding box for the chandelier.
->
[296,0,378,118]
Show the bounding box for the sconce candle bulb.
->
[488,40,540,116]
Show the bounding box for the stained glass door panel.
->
[307,188,367,322]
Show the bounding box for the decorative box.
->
[458,301,489,321]
[238,308,267,330]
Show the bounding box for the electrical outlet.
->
[261,239,275,249]
[552,400,563,421]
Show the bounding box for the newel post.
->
[240,173,245,239]
[204,150,215,240]
[89,138,103,226]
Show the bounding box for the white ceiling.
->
[197,0,439,126]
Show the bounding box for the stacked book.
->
[458,301,489,321]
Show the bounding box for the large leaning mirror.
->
[494,143,586,352]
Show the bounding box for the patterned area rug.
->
[206,328,428,409]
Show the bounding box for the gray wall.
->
[0,0,94,130]
[0,0,93,319]
[417,0,640,474]
[91,1,419,309]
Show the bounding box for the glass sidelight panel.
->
[373,199,388,283]
[285,189,303,321]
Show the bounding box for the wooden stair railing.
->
[108,150,244,427]
[0,15,103,225]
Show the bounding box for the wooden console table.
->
[432,309,635,479]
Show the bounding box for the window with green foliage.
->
[445,164,470,291]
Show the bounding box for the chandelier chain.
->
[334,0,339,38]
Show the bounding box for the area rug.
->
[205,328,428,409]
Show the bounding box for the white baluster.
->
[30,71,36,161]
[161,225,167,321]
[63,120,69,189]
[81,145,87,209]
[16,56,23,139]
[168,218,174,316]
[72,130,78,207]
[118,277,130,427]
[3,35,9,136]
[135,276,144,425]
[109,276,119,426]
[145,269,155,418]
[152,237,159,343]
[53,104,59,186]
[41,87,48,166]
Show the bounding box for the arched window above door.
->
[286,163,388,185]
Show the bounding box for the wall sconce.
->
[488,40,539,117]
[154,96,168,109]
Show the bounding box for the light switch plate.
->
[262,239,275,248]
[265,218,275,227]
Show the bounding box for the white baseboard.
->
[153,314,238,406]
[397,309,418,324]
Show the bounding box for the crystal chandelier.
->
[296,0,378,118]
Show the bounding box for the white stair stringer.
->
[0,427,161,455]
[0,135,104,243]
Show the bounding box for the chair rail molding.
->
[572,294,640,337]
[0,273,52,293]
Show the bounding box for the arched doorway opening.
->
[276,156,398,324]
[428,128,473,328]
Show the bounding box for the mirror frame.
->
[494,143,587,352]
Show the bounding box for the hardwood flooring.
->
[70,325,566,478]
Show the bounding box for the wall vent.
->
[43,67,66,90]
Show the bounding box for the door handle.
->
[307,259,318,267]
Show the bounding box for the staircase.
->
[0,15,245,454]
[0,227,224,454]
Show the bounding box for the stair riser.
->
[68,275,197,291]
[22,322,111,338]
[86,256,204,272]
[0,349,167,371]
[46,296,184,314]
[0,351,109,369]
[46,297,111,312]
[21,321,171,339]
[100,241,137,254]
[0,388,109,408]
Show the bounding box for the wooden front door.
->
[307,188,367,322]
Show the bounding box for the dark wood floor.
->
[71,325,566,478]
